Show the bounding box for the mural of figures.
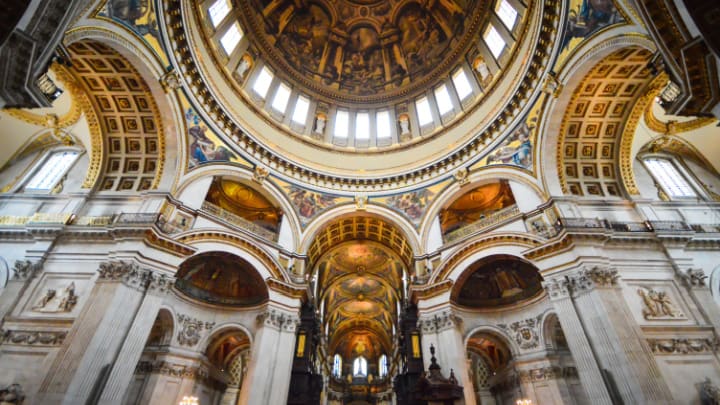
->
[288,186,340,222]
[248,0,476,98]
[557,0,624,66]
[98,0,168,63]
[385,189,434,222]
[486,119,535,169]
[186,108,235,168]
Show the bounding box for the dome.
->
[171,0,554,189]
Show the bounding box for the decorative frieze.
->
[417,310,461,333]
[177,314,215,347]
[498,314,543,350]
[257,309,299,332]
[647,338,718,354]
[637,287,685,320]
[518,366,578,383]
[1,329,67,346]
[134,360,223,388]
[12,260,42,280]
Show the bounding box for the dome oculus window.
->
[24,150,80,192]
[496,0,518,30]
[452,68,473,101]
[334,110,349,138]
[252,67,273,99]
[484,25,506,58]
[376,110,392,139]
[220,22,243,54]
[291,95,310,125]
[644,157,698,198]
[353,356,368,377]
[271,82,291,113]
[416,96,433,127]
[355,112,370,140]
[208,0,231,28]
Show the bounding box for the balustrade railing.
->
[443,205,520,244]
[201,201,278,242]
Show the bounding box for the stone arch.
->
[62,26,185,192]
[145,307,175,347]
[538,33,656,197]
[710,266,720,307]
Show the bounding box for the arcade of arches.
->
[1,0,720,404]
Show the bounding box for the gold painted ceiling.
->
[240,0,487,103]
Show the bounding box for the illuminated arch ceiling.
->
[558,47,653,198]
[67,40,164,192]
[316,240,404,368]
[167,0,557,189]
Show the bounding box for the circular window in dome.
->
[175,252,268,306]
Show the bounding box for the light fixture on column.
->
[516,399,532,405]
[180,395,199,405]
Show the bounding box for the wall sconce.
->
[516,399,532,405]
[180,395,199,405]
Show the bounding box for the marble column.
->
[37,261,135,402]
[543,276,612,405]
[584,266,673,402]
[418,308,475,405]
[61,264,169,405]
[239,306,299,405]
[98,270,172,404]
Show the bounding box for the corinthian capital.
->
[12,260,42,280]
[257,308,300,332]
[584,266,620,288]
[97,261,137,281]
[417,309,461,333]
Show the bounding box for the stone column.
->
[98,270,172,404]
[239,306,299,405]
[61,264,167,405]
[543,276,612,405]
[418,308,475,405]
[584,266,673,402]
[37,261,135,403]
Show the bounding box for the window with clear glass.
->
[353,356,368,377]
[435,84,454,115]
[379,354,388,378]
[25,150,79,191]
[496,0,518,30]
[209,0,231,28]
[484,25,506,58]
[416,96,433,127]
[334,110,349,138]
[292,95,310,124]
[333,354,343,378]
[644,158,698,198]
[252,67,273,99]
[220,22,243,54]
[376,110,392,139]
[355,112,370,140]
[452,68,473,101]
[271,82,291,113]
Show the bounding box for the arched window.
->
[23,149,81,192]
[332,354,342,378]
[643,157,699,199]
[352,356,367,377]
[378,354,388,378]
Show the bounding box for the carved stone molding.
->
[257,308,300,332]
[1,329,67,346]
[417,309,462,334]
[159,69,182,92]
[134,360,223,389]
[518,366,563,383]
[680,268,708,288]
[177,314,215,347]
[12,260,42,281]
[648,338,718,354]
[498,314,543,350]
[585,266,620,288]
[97,261,137,281]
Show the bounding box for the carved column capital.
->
[679,268,708,288]
[543,269,599,300]
[543,276,571,300]
[584,266,620,288]
[97,261,137,281]
[417,309,461,334]
[257,308,300,332]
[12,260,42,281]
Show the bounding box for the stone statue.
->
[314,113,326,136]
[638,288,684,319]
[33,282,78,312]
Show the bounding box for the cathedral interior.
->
[0,0,719,404]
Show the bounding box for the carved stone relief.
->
[32,281,78,313]
[0,383,25,404]
[12,260,42,280]
[417,310,461,334]
[648,338,718,354]
[177,314,215,347]
[1,329,67,346]
[637,287,685,320]
[257,308,300,333]
[681,268,708,288]
[498,314,543,350]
